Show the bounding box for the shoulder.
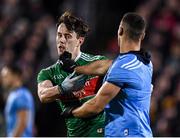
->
[37,62,59,80]
[80,52,108,62]
[107,54,140,79]
[14,87,34,109]
[106,54,142,87]
[17,87,33,99]
[39,61,59,73]
[112,54,137,69]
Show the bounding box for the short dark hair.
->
[57,11,90,37]
[5,64,22,77]
[121,12,146,41]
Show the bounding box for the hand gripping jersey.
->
[104,52,153,137]
[37,52,107,137]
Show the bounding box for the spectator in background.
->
[0,65,35,137]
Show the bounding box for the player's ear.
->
[141,32,145,40]
[78,37,85,46]
[119,27,123,36]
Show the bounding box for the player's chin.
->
[58,51,65,56]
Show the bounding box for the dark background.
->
[0,0,179,136]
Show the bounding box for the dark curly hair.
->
[57,11,90,37]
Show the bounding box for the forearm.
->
[72,98,103,118]
[75,59,112,76]
[13,124,26,137]
[13,111,27,137]
[72,82,120,118]
[39,85,60,103]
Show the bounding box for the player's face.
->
[56,23,82,59]
[1,67,14,89]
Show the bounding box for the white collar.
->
[74,52,82,62]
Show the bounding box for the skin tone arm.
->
[72,81,120,118]
[75,59,113,76]
[38,80,60,103]
[37,59,112,103]
[13,110,28,137]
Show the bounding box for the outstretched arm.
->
[75,59,112,76]
[72,81,120,118]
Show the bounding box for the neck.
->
[73,51,81,61]
[12,80,22,90]
[71,45,81,60]
[120,39,141,53]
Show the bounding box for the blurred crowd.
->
[0,0,179,136]
[140,0,180,136]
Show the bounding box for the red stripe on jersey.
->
[56,76,103,102]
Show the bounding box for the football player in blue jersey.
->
[1,65,35,137]
[62,12,153,137]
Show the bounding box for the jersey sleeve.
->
[105,57,140,88]
[37,69,51,83]
[94,55,108,61]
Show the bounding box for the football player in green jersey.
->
[37,11,110,137]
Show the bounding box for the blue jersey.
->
[5,87,35,137]
[104,52,153,137]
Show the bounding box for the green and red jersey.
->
[37,52,107,137]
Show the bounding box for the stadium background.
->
[0,0,179,136]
